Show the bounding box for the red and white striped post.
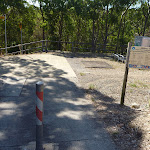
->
[36,81,44,150]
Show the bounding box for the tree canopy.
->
[0,0,150,53]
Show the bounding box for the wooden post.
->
[0,47,1,56]
[120,42,132,105]
[71,42,74,52]
[42,41,44,51]
[21,28,23,54]
[24,44,26,54]
[46,40,48,52]
[98,44,100,53]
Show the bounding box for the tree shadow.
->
[57,51,143,150]
[0,55,117,150]
[49,51,112,59]
[86,89,143,150]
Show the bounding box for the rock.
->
[131,103,140,109]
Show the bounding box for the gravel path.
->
[65,53,150,150]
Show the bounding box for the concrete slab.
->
[25,54,77,79]
[82,61,113,68]
[21,138,115,150]
[0,77,26,96]
[0,54,117,150]
[0,76,6,90]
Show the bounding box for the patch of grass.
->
[88,84,96,90]
[129,83,138,88]
[129,89,133,93]
[148,99,150,108]
[138,81,148,88]
[112,131,119,136]
[80,72,85,76]
[91,98,95,102]
[128,80,148,88]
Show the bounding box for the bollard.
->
[36,81,44,150]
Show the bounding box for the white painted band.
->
[36,96,43,112]
[36,117,42,125]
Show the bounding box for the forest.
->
[0,0,150,54]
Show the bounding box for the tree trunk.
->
[96,19,100,53]
[142,10,150,35]
[76,17,81,53]
[121,17,126,54]
[40,2,45,51]
[92,19,96,53]
[103,37,108,52]
[58,13,63,51]
[115,17,123,54]
[115,4,131,53]
[103,4,109,53]
[40,2,45,41]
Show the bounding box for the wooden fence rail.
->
[0,40,128,56]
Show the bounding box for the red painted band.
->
[36,91,43,101]
[36,106,43,122]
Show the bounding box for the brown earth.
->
[64,53,150,150]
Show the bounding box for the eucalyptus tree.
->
[30,0,48,41]
[140,0,150,36]
[127,0,150,37]
[85,0,102,52]
[98,0,118,51]
[5,5,35,49]
[41,0,70,50]
[115,0,138,53]
[0,0,26,14]
[38,0,46,40]
[0,0,27,48]
[67,0,91,51]
[69,0,85,43]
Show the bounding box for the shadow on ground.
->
[0,53,142,150]
[85,88,143,150]
[58,52,143,150]
[0,55,115,150]
[50,51,112,59]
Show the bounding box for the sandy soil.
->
[65,53,150,150]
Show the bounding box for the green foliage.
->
[129,83,138,88]
[80,72,85,76]
[129,80,148,88]
[88,84,96,90]
[0,2,35,48]
[1,0,150,54]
